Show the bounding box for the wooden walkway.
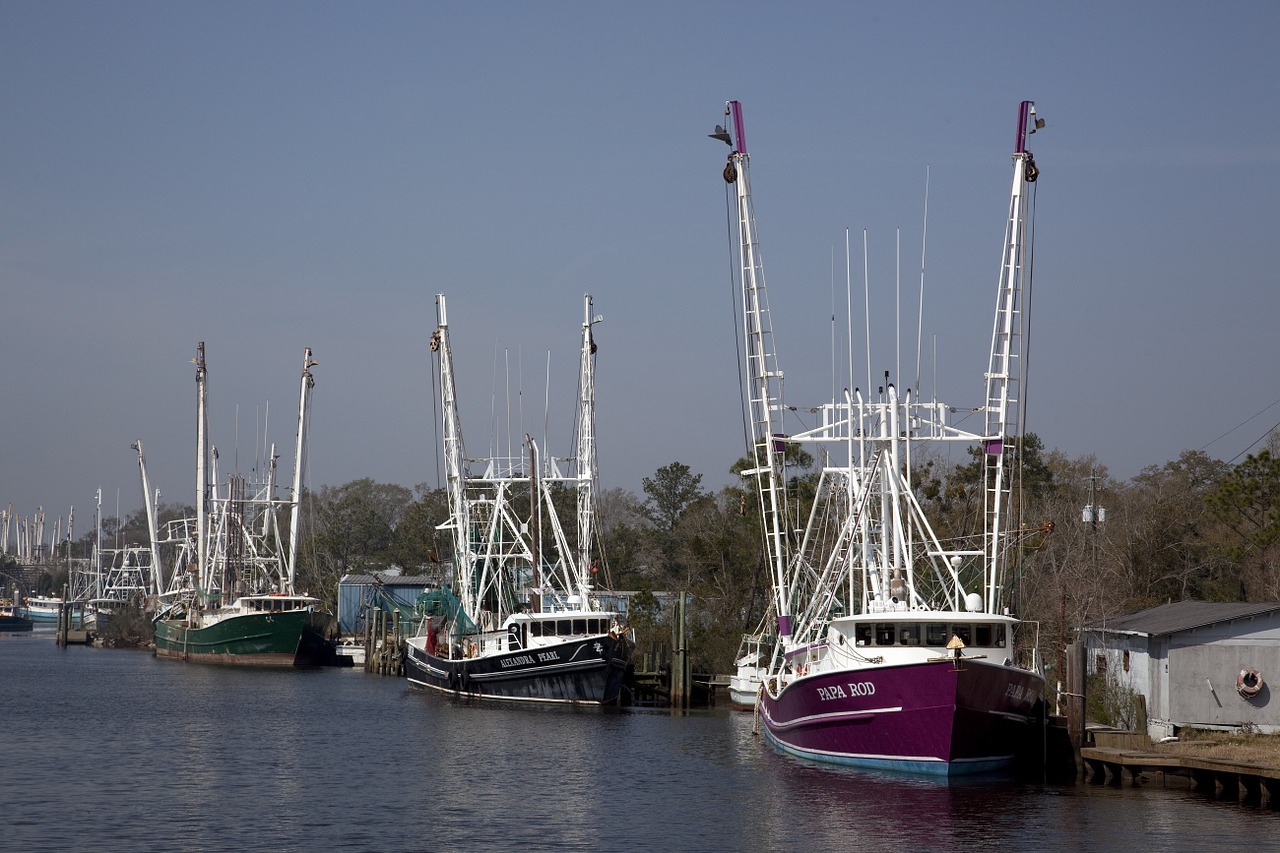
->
[1081,746,1280,806]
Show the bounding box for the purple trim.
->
[1015,100,1031,155]
[777,614,792,637]
[730,100,747,155]
[986,438,1004,456]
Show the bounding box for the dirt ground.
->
[1149,730,1280,765]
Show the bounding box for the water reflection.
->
[5,636,1280,853]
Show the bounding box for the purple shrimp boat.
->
[711,99,1049,775]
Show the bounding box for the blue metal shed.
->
[337,572,441,636]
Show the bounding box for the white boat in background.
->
[22,595,62,623]
[728,632,769,709]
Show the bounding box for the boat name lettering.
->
[536,650,560,663]
[1005,683,1032,704]
[501,654,536,667]
[815,681,876,701]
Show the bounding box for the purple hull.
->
[759,658,1043,776]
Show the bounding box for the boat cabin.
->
[503,611,618,651]
[236,594,320,614]
[435,609,622,660]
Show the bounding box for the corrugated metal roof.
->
[1086,600,1280,636]
[338,572,440,587]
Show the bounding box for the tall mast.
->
[194,342,208,597]
[287,348,317,593]
[576,294,600,593]
[133,440,165,597]
[433,295,472,615]
[982,100,1043,610]
[94,490,102,600]
[712,100,792,640]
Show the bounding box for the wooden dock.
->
[1081,745,1280,806]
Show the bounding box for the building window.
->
[1096,653,1107,673]
[1123,650,1130,673]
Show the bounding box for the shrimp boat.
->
[153,343,336,667]
[404,295,634,704]
[1,598,34,632]
[713,100,1047,774]
[20,595,62,624]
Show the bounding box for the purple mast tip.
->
[729,100,747,156]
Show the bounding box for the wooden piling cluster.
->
[1081,745,1280,807]
[627,591,716,708]
[55,582,91,647]
[363,607,404,676]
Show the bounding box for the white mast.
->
[712,100,793,641]
[286,348,317,593]
[133,441,165,597]
[194,342,209,598]
[982,100,1043,611]
[94,490,102,600]
[433,294,472,616]
[576,294,601,594]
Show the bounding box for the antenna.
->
[915,166,930,397]
[863,230,871,397]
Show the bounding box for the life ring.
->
[1237,667,1264,699]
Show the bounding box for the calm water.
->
[3,630,1276,853]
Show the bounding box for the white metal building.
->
[1084,601,1280,740]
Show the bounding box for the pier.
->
[1081,742,1280,806]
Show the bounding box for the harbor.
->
[5,633,1279,853]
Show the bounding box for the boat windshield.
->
[855,621,1007,648]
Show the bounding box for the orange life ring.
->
[1237,667,1264,699]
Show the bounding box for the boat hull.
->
[759,658,1043,776]
[728,674,764,710]
[154,610,336,667]
[405,633,632,705]
[1,613,34,632]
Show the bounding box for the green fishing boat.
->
[154,593,334,666]
[152,343,336,668]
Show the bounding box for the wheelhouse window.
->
[875,624,895,646]
[951,624,971,645]
[975,623,993,646]
[855,624,872,646]
[925,623,949,646]
[898,624,921,646]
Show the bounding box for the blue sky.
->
[3,2,1279,533]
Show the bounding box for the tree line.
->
[21,431,1280,675]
